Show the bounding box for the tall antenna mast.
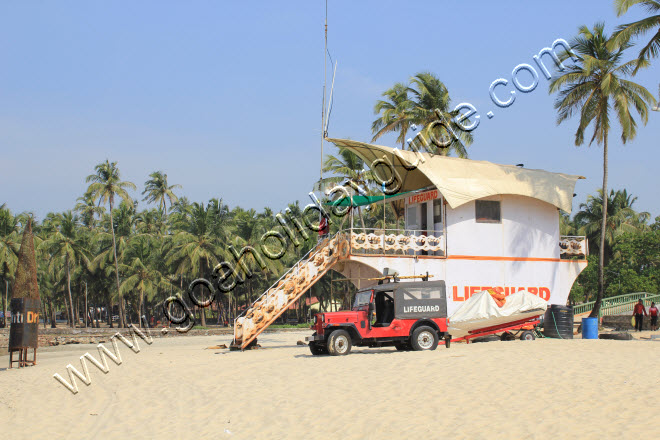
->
[320,0,328,183]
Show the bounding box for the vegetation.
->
[0,151,401,329]
[2,2,658,328]
[564,190,658,303]
[611,0,660,71]
[372,72,472,157]
[549,23,656,317]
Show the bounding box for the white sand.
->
[1,330,658,439]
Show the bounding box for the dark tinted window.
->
[394,283,447,318]
[475,200,501,223]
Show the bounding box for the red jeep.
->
[306,280,451,355]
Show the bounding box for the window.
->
[433,199,442,225]
[475,200,501,223]
[353,291,373,308]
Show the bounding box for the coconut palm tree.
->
[372,72,472,157]
[85,160,136,327]
[323,148,374,230]
[372,82,415,148]
[407,72,471,157]
[136,208,169,237]
[119,235,170,327]
[575,189,650,260]
[0,205,20,325]
[167,202,225,326]
[39,212,90,328]
[75,191,105,229]
[91,201,138,325]
[142,171,182,215]
[549,23,656,317]
[611,0,660,71]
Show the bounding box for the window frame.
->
[475,200,501,224]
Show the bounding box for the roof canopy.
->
[326,138,584,213]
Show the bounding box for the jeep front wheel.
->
[327,329,352,356]
[411,326,439,351]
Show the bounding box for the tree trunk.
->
[3,279,7,327]
[107,298,113,328]
[590,135,609,318]
[63,292,71,327]
[199,267,207,327]
[66,257,76,328]
[41,298,47,329]
[138,290,144,328]
[84,282,88,328]
[109,199,126,328]
[357,206,367,231]
[49,299,57,328]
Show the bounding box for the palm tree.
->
[91,201,138,325]
[549,23,656,317]
[142,171,182,215]
[85,160,136,327]
[136,208,169,237]
[167,202,225,327]
[323,148,374,230]
[575,189,650,260]
[407,72,471,157]
[372,72,472,157]
[372,83,415,148]
[40,212,90,328]
[119,235,169,327]
[0,206,20,324]
[611,0,660,71]
[75,191,105,229]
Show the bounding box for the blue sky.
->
[1,1,658,220]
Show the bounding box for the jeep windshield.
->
[353,291,372,308]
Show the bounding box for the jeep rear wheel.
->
[327,329,352,356]
[411,326,438,351]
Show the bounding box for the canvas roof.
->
[326,138,584,213]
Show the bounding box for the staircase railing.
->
[232,232,350,349]
[234,237,321,322]
[559,236,588,258]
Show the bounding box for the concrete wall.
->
[602,314,654,331]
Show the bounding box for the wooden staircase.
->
[231,232,350,349]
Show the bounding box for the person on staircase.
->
[318,214,330,241]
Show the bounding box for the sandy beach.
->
[1,330,658,440]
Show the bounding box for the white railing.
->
[559,236,588,258]
[349,228,445,256]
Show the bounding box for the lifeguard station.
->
[231,138,588,349]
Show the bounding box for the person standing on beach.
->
[649,302,658,331]
[632,300,647,332]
